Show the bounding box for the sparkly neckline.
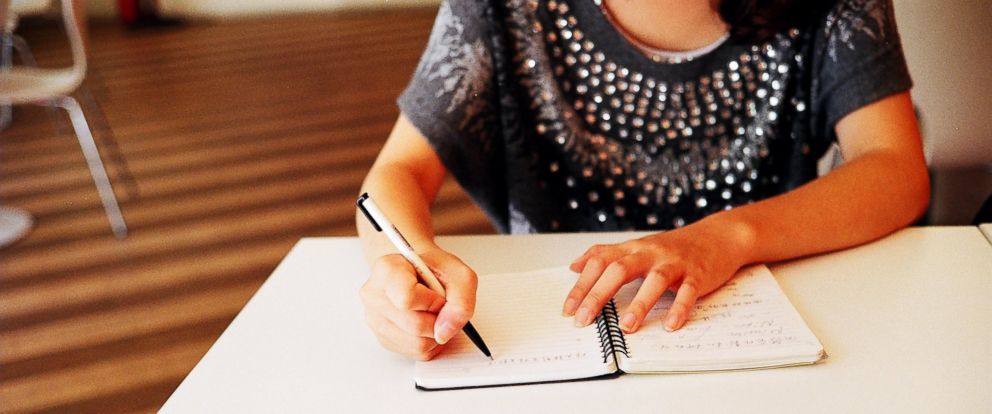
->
[593,0,731,64]
[566,0,742,82]
[532,0,805,230]
[622,29,731,63]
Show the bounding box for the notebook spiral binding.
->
[594,299,630,363]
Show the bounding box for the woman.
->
[356,0,929,360]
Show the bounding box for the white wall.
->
[85,0,115,18]
[84,0,990,168]
[894,0,992,168]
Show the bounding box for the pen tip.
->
[488,356,494,361]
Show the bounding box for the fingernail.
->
[664,312,680,332]
[435,321,456,344]
[620,313,637,332]
[574,307,591,327]
[562,298,577,316]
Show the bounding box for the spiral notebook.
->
[414,265,825,390]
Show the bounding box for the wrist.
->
[699,209,759,267]
[414,239,442,255]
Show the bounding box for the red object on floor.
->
[118,0,139,24]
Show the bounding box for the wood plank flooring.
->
[0,8,493,413]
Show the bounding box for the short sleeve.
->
[813,0,913,136]
[397,0,508,229]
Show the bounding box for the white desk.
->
[981,223,992,246]
[162,227,992,413]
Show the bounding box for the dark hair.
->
[719,0,832,41]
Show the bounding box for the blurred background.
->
[0,0,989,412]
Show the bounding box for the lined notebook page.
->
[414,267,616,390]
[615,265,824,372]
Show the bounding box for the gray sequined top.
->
[398,0,912,233]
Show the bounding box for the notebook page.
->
[414,267,617,389]
[615,265,824,372]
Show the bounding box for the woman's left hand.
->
[562,217,754,333]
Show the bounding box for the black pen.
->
[357,192,493,360]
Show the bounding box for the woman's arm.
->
[357,114,480,360]
[358,114,447,261]
[564,92,929,332]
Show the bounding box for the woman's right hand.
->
[358,248,478,360]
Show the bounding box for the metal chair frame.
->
[1,0,128,238]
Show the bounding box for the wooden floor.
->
[0,9,493,413]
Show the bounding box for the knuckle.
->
[459,266,477,279]
[642,239,667,254]
[415,337,437,354]
[626,240,647,251]
[587,257,606,270]
[654,263,681,280]
[414,351,436,361]
[453,268,478,288]
[609,261,629,277]
[413,314,434,335]
[681,278,699,292]
[395,288,416,310]
[358,281,373,303]
[645,269,667,283]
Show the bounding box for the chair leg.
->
[54,97,129,239]
[0,33,12,130]
[10,34,67,130]
[0,34,41,130]
[10,34,37,67]
[0,33,10,66]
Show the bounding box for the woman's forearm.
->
[357,163,440,264]
[357,115,450,264]
[704,148,930,266]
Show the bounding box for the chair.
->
[2,0,50,127]
[0,0,128,238]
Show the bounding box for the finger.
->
[432,263,478,345]
[369,255,424,310]
[568,243,610,273]
[620,265,681,333]
[563,247,625,316]
[368,312,442,360]
[368,280,441,338]
[382,307,438,338]
[665,279,699,331]
[574,253,652,327]
[384,274,447,312]
[569,250,591,273]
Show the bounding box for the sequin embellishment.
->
[503,0,811,231]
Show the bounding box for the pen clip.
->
[356,192,382,232]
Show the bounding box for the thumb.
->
[431,261,477,345]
